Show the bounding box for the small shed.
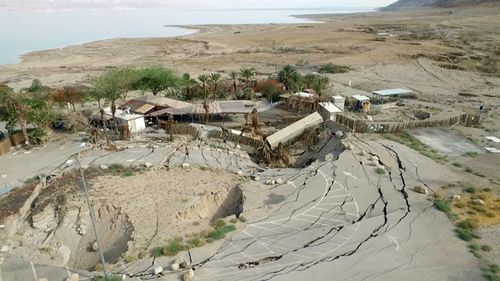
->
[319,102,343,122]
[104,108,146,134]
[332,95,346,111]
[352,95,371,113]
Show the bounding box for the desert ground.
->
[0,3,499,281]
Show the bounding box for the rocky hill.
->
[382,0,500,10]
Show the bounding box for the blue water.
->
[0,7,374,65]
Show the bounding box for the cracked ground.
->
[0,137,484,281]
[111,138,484,281]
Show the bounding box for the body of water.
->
[0,7,374,65]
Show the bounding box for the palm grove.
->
[0,64,333,146]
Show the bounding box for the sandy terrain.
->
[89,167,242,256]
[1,4,500,280]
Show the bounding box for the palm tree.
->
[209,73,222,97]
[0,86,30,145]
[197,74,210,123]
[311,75,330,110]
[180,73,196,98]
[239,68,256,90]
[229,71,239,99]
[277,65,302,92]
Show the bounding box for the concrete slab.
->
[411,127,483,156]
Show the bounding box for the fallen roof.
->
[266,112,323,150]
[135,96,193,109]
[352,95,371,101]
[135,104,156,114]
[218,100,254,114]
[372,88,414,97]
[104,107,144,121]
[319,102,343,113]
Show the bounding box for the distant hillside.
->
[382,0,500,10]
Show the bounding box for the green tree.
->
[209,73,222,96]
[179,73,197,99]
[239,68,256,90]
[229,71,239,99]
[0,86,30,145]
[93,68,140,120]
[135,67,179,96]
[1,86,57,145]
[198,74,210,123]
[51,86,85,110]
[277,65,302,92]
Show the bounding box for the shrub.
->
[452,162,463,168]
[151,247,163,257]
[481,245,492,252]
[162,240,185,256]
[465,187,476,193]
[486,212,496,218]
[435,199,451,213]
[464,152,479,158]
[375,167,386,175]
[238,216,247,223]
[457,219,475,230]
[455,228,474,241]
[208,224,236,240]
[109,163,125,171]
[469,243,480,251]
[205,238,214,244]
[208,228,227,240]
[212,219,226,229]
[121,170,134,177]
[187,238,205,248]
[454,202,466,208]
[318,63,351,74]
[230,218,238,224]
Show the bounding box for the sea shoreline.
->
[3,8,376,66]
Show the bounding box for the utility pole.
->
[75,153,109,280]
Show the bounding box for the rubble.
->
[100,165,108,170]
[171,263,180,271]
[153,266,163,275]
[66,273,79,281]
[414,186,428,194]
[472,199,485,206]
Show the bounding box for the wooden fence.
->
[335,112,483,134]
[0,133,26,156]
[207,130,264,148]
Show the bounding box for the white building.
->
[318,102,343,122]
[332,95,346,111]
[104,107,146,134]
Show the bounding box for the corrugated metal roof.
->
[352,95,371,101]
[218,100,254,114]
[319,102,343,113]
[135,96,193,109]
[135,104,156,114]
[372,88,414,97]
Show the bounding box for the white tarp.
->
[486,136,500,143]
[484,147,500,153]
